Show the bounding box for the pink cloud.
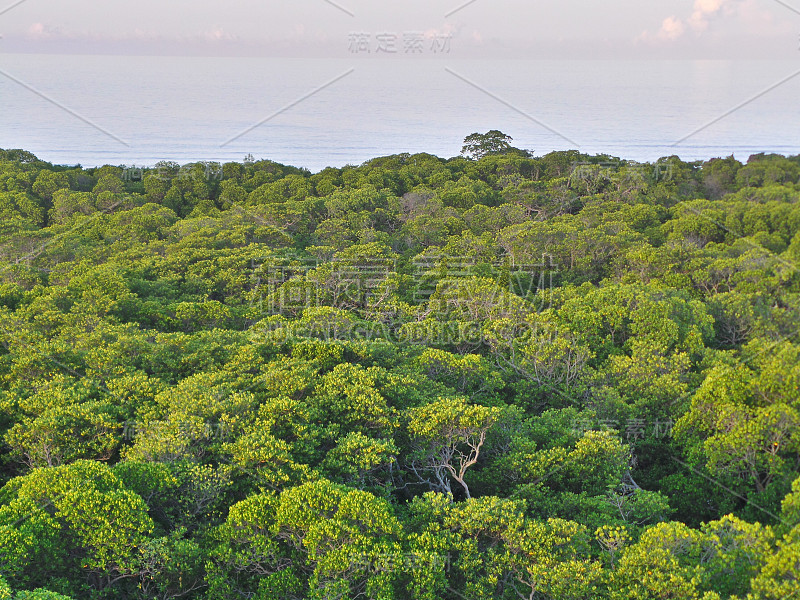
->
[658,16,686,40]
[688,0,726,31]
[28,22,47,37]
[202,27,237,42]
[636,0,765,43]
[423,23,457,41]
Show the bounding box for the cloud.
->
[423,23,457,39]
[734,0,782,34]
[688,0,726,31]
[635,15,685,43]
[27,22,58,38]
[22,23,239,45]
[202,27,237,42]
[658,16,686,40]
[638,0,740,43]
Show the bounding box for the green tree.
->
[0,461,154,594]
[461,130,515,159]
[406,397,501,498]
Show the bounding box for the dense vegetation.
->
[0,135,799,599]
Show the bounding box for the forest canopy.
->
[0,136,799,599]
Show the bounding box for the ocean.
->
[1,54,799,171]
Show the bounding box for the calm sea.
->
[1,54,799,171]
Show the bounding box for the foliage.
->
[0,142,798,598]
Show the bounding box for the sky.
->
[0,0,797,59]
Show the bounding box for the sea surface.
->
[1,54,799,171]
